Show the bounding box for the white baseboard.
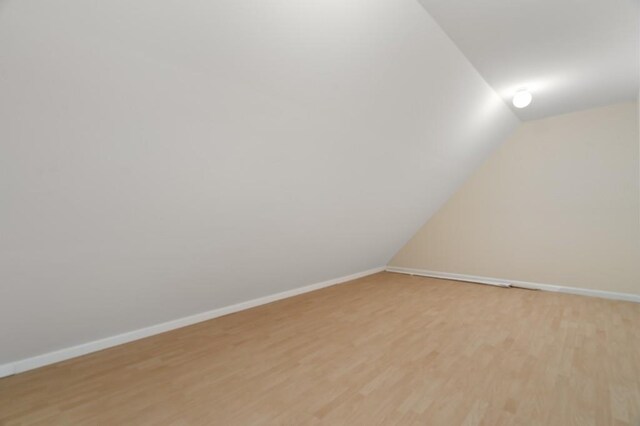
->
[0,364,15,379]
[0,266,385,379]
[385,266,640,303]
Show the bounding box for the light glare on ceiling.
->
[512,90,532,108]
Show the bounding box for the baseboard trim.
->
[385,266,640,303]
[386,266,511,288]
[0,364,15,379]
[0,266,385,379]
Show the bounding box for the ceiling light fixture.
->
[512,90,532,108]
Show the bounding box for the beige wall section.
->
[390,102,640,296]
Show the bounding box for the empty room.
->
[1,0,639,424]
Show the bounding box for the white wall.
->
[391,102,640,296]
[0,0,517,365]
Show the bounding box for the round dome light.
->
[512,90,532,108]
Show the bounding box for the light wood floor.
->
[1,272,639,425]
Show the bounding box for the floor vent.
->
[509,285,540,291]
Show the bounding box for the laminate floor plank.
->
[1,272,638,425]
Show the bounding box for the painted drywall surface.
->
[417,0,639,121]
[391,102,640,295]
[0,0,517,364]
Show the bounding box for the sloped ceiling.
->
[0,0,518,364]
[418,0,640,121]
